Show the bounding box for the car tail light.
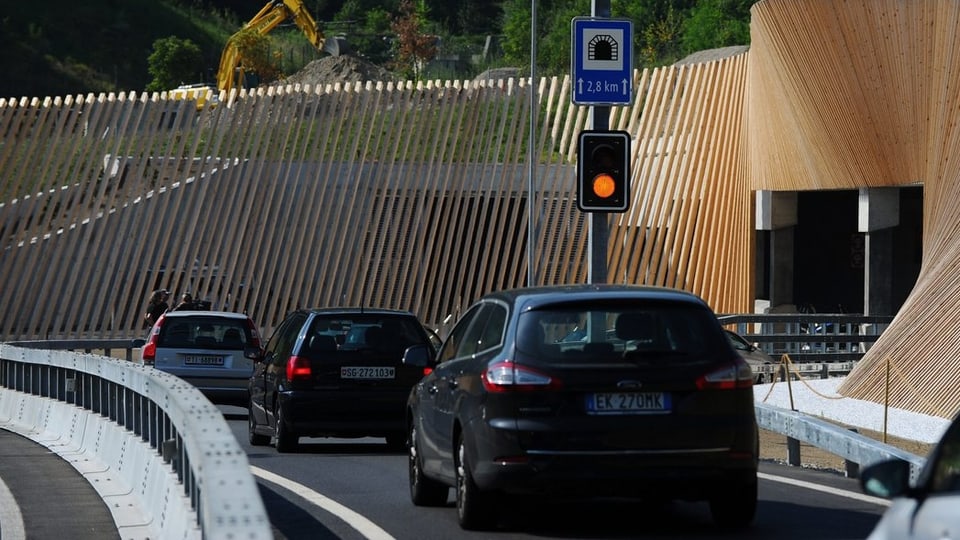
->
[481,361,562,392]
[141,316,164,364]
[696,358,754,390]
[286,356,312,381]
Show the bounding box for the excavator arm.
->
[216,0,340,94]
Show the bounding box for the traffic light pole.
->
[589,0,611,285]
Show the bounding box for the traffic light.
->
[577,130,631,212]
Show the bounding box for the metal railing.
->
[0,341,270,540]
[756,403,926,481]
[719,313,894,362]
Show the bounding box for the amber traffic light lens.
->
[592,173,616,198]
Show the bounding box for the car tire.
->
[456,433,494,530]
[408,422,448,506]
[248,405,270,446]
[274,404,298,453]
[709,473,757,529]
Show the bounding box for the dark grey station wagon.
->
[404,284,759,531]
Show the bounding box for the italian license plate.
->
[341,366,396,379]
[183,355,224,366]
[586,392,670,414]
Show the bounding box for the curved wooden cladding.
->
[749,0,960,418]
[0,55,752,345]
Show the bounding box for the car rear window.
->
[304,314,426,357]
[158,317,251,349]
[516,304,725,365]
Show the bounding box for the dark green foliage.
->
[147,37,205,92]
[1,0,758,98]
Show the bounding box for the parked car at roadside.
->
[404,284,759,531]
[248,307,438,452]
[725,329,776,383]
[859,410,960,540]
[139,310,262,406]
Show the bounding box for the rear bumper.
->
[172,376,249,406]
[471,449,757,499]
[278,390,407,437]
[465,415,758,499]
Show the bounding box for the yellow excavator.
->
[216,0,344,95]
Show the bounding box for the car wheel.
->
[408,422,448,506]
[709,473,757,529]
[456,433,494,530]
[248,404,270,446]
[274,404,298,453]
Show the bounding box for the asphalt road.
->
[221,408,888,540]
[0,429,118,540]
[0,408,890,540]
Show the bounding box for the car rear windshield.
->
[516,303,726,365]
[303,314,426,356]
[158,316,251,349]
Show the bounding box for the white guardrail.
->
[0,343,271,540]
[0,343,927,539]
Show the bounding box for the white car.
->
[859,410,960,540]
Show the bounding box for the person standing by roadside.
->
[174,292,196,311]
[144,289,170,327]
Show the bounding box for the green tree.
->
[639,6,686,66]
[682,0,752,54]
[146,36,204,92]
[390,0,438,80]
[230,28,283,86]
[333,0,395,64]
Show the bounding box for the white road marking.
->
[0,475,26,540]
[760,471,891,506]
[251,466,397,540]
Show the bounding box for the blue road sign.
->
[571,17,634,105]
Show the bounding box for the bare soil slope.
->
[281,55,399,87]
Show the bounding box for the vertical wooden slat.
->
[0,49,754,369]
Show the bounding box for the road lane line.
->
[760,471,891,506]
[0,475,26,540]
[251,466,396,540]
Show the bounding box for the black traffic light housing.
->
[577,130,631,212]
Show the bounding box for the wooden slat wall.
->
[748,0,960,419]
[0,53,751,343]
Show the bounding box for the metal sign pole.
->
[527,0,537,286]
[589,0,611,284]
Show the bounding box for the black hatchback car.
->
[405,284,759,530]
[248,307,438,452]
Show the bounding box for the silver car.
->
[140,310,262,406]
[860,411,960,540]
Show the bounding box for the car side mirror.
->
[131,338,146,348]
[402,344,433,368]
[860,459,913,499]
